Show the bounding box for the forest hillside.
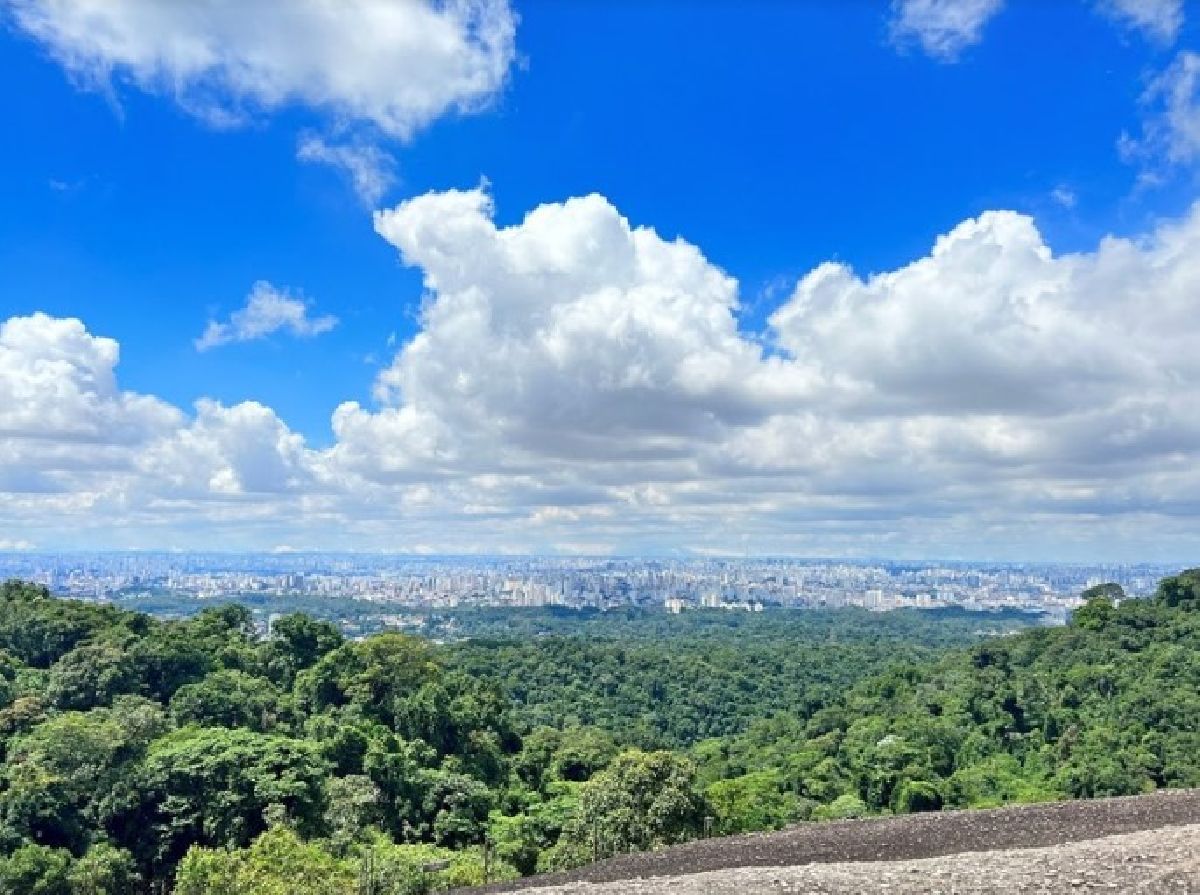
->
[0,572,1193,893]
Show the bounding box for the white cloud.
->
[342,188,1200,556]
[0,539,35,551]
[1051,185,1078,209]
[1096,0,1184,43]
[888,0,1005,62]
[196,281,337,351]
[0,312,181,442]
[138,399,318,497]
[770,210,1132,416]
[9,0,517,140]
[1124,51,1200,174]
[366,188,802,461]
[0,311,321,546]
[889,1,1185,63]
[297,134,398,206]
[7,191,1200,557]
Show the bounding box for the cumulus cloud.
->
[0,312,181,442]
[8,0,517,140]
[769,210,1139,416]
[365,188,804,463]
[342,187,1200,555]
[297,134,398,206]
[138,399,318,497]
[0,311,329,550]
[1096,0,1184,43]
[7,191,1200,557]
[196,281,337,351]
[888,0,1005,62]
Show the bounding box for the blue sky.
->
[2,0,1200,558]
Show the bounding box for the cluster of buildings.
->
[0,552,1174,623]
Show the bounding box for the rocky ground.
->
[466,790,1200,894]
[514,824,1200,893]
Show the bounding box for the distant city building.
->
[0,551,1168,631]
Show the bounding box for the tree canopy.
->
[0,574,1194,892]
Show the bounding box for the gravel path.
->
[468,790,1200,893]
[523,824,1200,894]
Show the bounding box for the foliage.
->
[174,825,356,895]
[558,750,707,860]
[175,826,518,895]
[448,607,1031,749]
[0,579,529,890]
[66,842,140,895]
[169,670,288,732]
[706,770,806,834]
[118,727,329,875]
[0,574,1194,892]
[0,843,71,895]
[45,641,138,712]
[1156,568,1200,610]
[695,578,1200,825]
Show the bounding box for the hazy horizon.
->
[0,549,1188,570]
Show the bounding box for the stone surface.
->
[466,791,1200,894]
[511,824,1200,894]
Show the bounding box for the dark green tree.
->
[169,670,287,732]
[115,727,328,879]
[564,750,707,858]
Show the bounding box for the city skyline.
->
[3,1,1200,559]
[4,550,1173,636]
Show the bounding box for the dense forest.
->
[692,577,1200,830]
[446,607,1037,749]
[0,573,1195,893]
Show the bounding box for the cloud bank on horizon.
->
[3,0,1200,558]
[6,190,1200,557]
